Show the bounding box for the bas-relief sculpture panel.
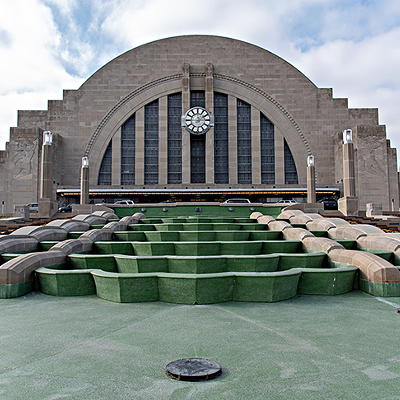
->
[11,137,38,181]
[357,135,387,180]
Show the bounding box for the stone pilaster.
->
[205,62,214,184]
[228,95,237,185]
[182,62,191,184]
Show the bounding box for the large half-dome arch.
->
[2,34,397,211]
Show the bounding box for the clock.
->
[182,107,214,135]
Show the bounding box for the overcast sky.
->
[1,0,400,156]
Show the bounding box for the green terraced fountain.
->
[1,204,399,302]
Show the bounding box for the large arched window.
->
[97,91,296,188]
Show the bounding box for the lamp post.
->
[342,129,355,197]
[80,157,89,205]
[307,155,316,203]
[40,131,53,199]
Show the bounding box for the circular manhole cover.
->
[166,358,222,381]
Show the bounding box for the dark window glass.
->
[121,114,135,185]
[284,140,298,184]
[237,99,252,184]
[190,91,206,183]
[190,91,205,108]
[214,93,229,184]
[168,93,182,184]
[144,100,159,184]
[191,136,205,183]
[98,141,112,185]
[260,114,275,184]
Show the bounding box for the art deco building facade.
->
[0,35,398,212]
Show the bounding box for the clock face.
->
[184,107,213,135]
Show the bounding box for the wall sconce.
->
[43,131,53,145]
[82,157,89,168]
[343,129,353,144]
[307,155,314,167]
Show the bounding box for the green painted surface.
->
[168,256,226,274]
[195,274,235,304]
[118,274,159,302]
[174,242,220,256]
[249,230,282,240]
[359,279,400,297]
[91,224,105,229]
[2,291,400,399]
[144,231,180,242]
[93,271,159,303]
[161,218,186,223]
[179,231,216,241]
[9,211,399,305]
[128,224,156,231]
[262,240,301,254]
[68,254,117,272]
[141,218,162,224]
[114,205,281,218]
[220,241,263,255]
[215,231,250,241]
[94,241,134,255]
[132,242,175,256]
[182,223,215,231]
[1,253,26,263]
[297,267,358,295]
[278,252,326,271]
[36,267,96,296]
[153,223,183,231]
[226,255,279,272]
[239,223,266,230]
[211,223,238,230]
[334,239,357,250]
[158,274,197,304]
[0,280,34,298]
[90,271,123,302]
[39,241,60,251]
[115,256,169,273]
[68,232,84,239]
[158,273,235,305]
[233,270,302,302]
[113,231,146,241]
[310,230,328,237]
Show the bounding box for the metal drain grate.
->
[166,358,222,381]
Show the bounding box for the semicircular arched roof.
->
[79,35,317,94]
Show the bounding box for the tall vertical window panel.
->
[237,99,252,184]
[190,91,206,183]
[144,100,159,185]
[214,93,229,184]
[168,93,182,184]
[260,114,275,184]
[284,140,298,184]
[98,141,112,185]
[121,114,135,185]
[190,91,205,108]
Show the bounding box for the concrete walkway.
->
[1,291,400,399]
